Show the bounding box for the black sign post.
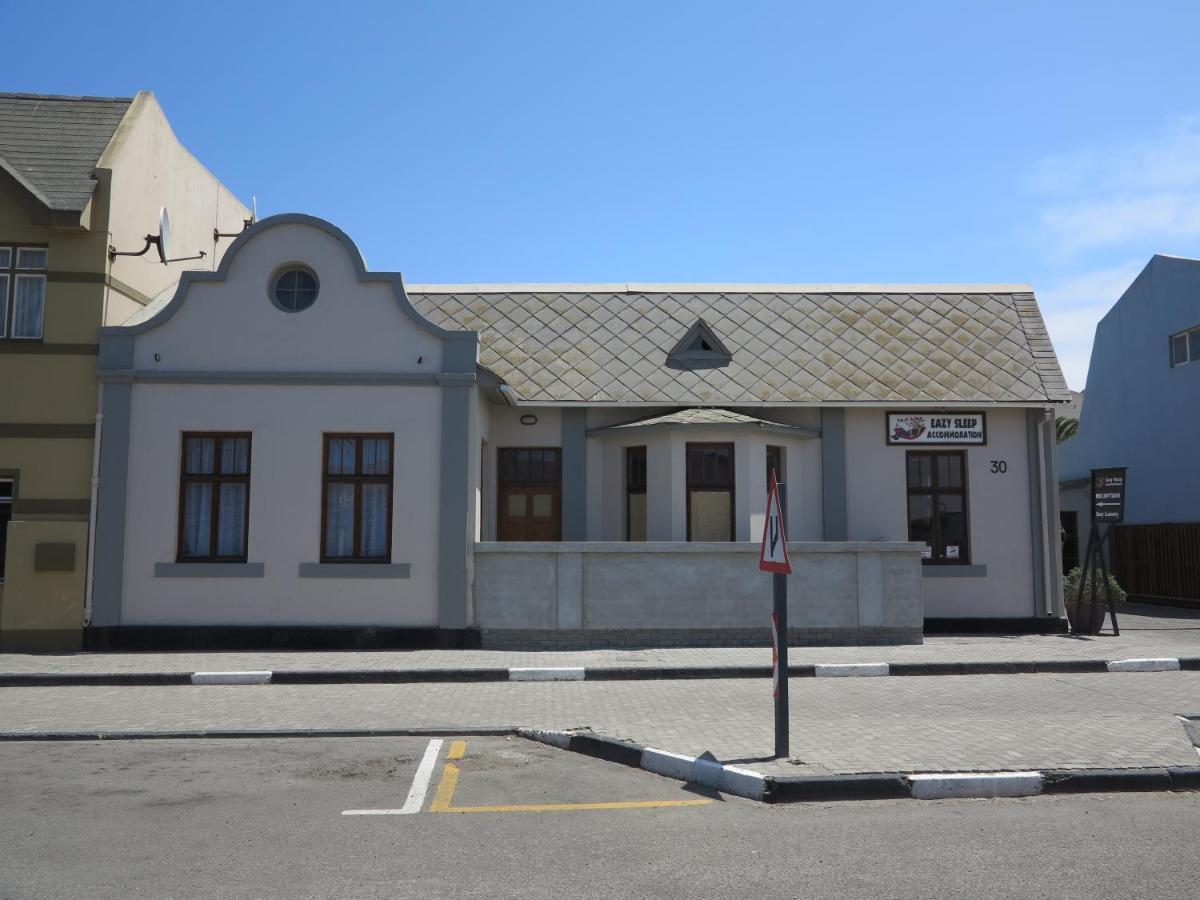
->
[1073,467,1126,636]
[760,473,791,760]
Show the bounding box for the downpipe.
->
[1037,409,1053,616]
[82,383,103,628]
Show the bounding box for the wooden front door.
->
[498,447,561,541]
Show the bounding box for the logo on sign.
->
[886,412,986,445]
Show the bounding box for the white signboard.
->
[887,412,986,445]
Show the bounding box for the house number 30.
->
[989,460,1008,474]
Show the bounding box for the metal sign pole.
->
[773,570,789,759]
[761,473,791,759]
[1097,526,1120,636]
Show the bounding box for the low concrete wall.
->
[472,542,924,647]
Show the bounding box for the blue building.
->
[1058,254,1200,604]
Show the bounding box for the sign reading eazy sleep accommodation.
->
[886,412,987,445]
[1090,467,1127,524]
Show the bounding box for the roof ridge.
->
[0,91,133,103]
[407,282,1035,295]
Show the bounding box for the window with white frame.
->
[1170,325,1200,367]
[0,246,48,339]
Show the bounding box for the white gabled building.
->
[91,214,1070,649]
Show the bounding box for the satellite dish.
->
[156,207,172,263]
[109,205,205,265]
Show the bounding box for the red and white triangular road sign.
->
[759,473,791,574]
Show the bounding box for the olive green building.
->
[0,91,248,650]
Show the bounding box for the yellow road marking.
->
[435,799,712,814]
[426,740,713,814]
[429,762,461,812]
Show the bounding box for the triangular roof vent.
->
[666,318,733,370]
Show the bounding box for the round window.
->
[271,266,319,312]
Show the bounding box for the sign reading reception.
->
[886,412,987,445]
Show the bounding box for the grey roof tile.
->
[0,92,132,211]
[410,286,1070,405]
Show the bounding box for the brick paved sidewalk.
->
[1,670,1197,777]
[1,604,1197,678]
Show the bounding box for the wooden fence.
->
[1111,523,1200,607]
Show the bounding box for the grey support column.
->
[1026,408,1049,617]
[561,408,588,541]
[820,408,848,541]
[437,381,472,630]
[90,380,132,627]
[1040,410,1065,616]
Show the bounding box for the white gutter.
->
[497,384,518,407]
[82,383,103,627]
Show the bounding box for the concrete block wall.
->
[472,541,924,647]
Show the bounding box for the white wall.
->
[102,92,250,302]
[131,222,444,373]
[121,383,442,626]
[844,407,1038,618]
[583,410,822,542]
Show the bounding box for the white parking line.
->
[342,738,444,816]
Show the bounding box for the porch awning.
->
[587,407,819,438]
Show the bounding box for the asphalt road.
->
[2,737,1199,899]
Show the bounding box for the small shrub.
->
[1063,566,1127,604]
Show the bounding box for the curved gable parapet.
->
[100,213,478,372]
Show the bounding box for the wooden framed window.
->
[322,434,394,562]
[625,446,647,541]
[686,442,735,541]
[178,433,251,561]
[906,450,969,564]
[497,448,561,541]
[0,245,48,340]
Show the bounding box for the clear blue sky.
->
[9,1,1200,389]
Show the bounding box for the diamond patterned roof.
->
[408,285,1070,405]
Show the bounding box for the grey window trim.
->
[269,263,320,313]
[666,318,733,370]
[155,562,265,578]
[298,562,410,578]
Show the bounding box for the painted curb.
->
[0,673,192,687]
[814,663,889,677]
[516,728,765,801]
[271,669,509,684]
[190,671,273,685]
[0,726,517,741]
[517,728,1200,804]
[1105,658,1181,673]
[640,748,766,801]
[1041,767,1172,794]
[508,667,586,682]
[1,656,1197,688]
[769,773,909,802]
[909,771,1043,799]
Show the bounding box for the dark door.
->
[1061,511,1079,574]
[498,448,561,541]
